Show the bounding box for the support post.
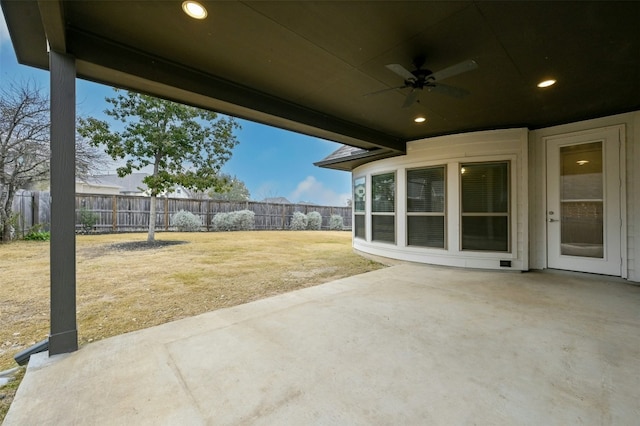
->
[49,51,78,355]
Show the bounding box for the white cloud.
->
[289,176,350,206]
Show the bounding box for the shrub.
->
[212,210,255,231]
[24,224,51,241]
[234,210,255,231]
[290,211,308,230]
[329,214,344,230]
[306,211,322,230]
[171,210,202,232]
[79,207,99,233]
[212,211,234,231]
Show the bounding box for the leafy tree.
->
[78,89,240,242]
[209,174,250,201]
[0,80,105,241]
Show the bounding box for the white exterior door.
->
[546,127,622,276]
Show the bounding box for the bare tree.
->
[0,81,50,241]
[75,131,109,181]
[0,80,107,241]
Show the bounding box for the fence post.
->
[32,192,39,229]
[164,197,169,231]
[112,195,117,232]
[206,199,210,231]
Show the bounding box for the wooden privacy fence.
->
[77,194,352,232]
[6,192,351,233]
[10,190,51,237]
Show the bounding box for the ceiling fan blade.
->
[363,85,407,97]
[430,60,478,82]
[402,88,420,108]
[386,64,416,81]
[428,82,469,99]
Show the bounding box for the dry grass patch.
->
[0,231,384,371]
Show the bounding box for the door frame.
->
[542,125,627,278]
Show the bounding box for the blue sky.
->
[0,11,351,206]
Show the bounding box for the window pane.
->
[461,216,508,251]
[407,167,445,212]
[354,215,365,239]
[408,216,444,248]
[372,173,395,212]
[372,215,395,243]
[461,162,509,213]
[354,177,366,212]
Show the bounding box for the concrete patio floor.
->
[4,264,640,425]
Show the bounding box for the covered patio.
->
[2,2,640,422]
[5,264,640,424]
[3,0,639,356]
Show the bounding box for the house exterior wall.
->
[352,128,529,271]
[351,112,639,281]
[529,111,639,282]
[75,182,120,195]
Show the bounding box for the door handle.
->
[548,218,559,222]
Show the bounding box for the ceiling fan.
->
[368,57,478,108]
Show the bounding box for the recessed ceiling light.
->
[537,79,556,88]
[576,160,589,166]
[414,116,426,123]
[182,1,207,19]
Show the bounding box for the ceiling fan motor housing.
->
[408,69,434,89]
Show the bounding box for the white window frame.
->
[353,175,366,240]
[459,160,511,253]
[406,165,447,249]
[371,171,396,244]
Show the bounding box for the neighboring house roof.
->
[262,197,291,204]
[90,173,149,194]
[81,173,191,197]
[314,145,402,171]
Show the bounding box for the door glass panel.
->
[560,142,603,258]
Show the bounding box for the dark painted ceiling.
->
[3,1,640,165]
